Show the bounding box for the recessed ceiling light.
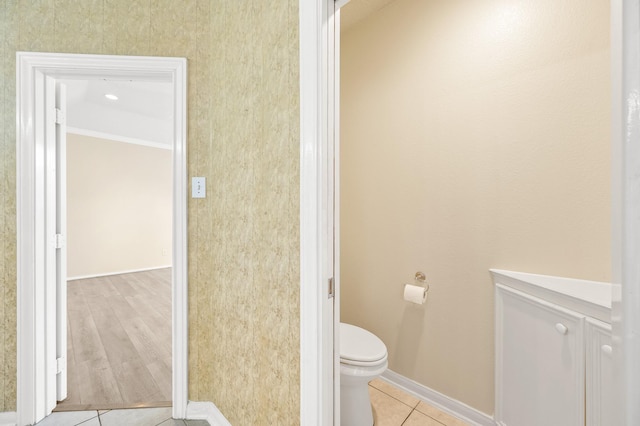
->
[104,93,118,101]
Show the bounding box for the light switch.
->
[192,177,206,198]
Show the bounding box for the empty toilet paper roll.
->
[404,284,427,304]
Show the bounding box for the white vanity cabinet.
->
[492,270,612,426]
[585,318,613,426]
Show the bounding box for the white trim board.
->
[66,126,172,151]
[299,0,335,425]
[16,52,188,426]
[67,265,173,281]
[381,370,496,426]
[611,0,640,423]
[186,401,232,426]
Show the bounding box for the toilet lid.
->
[340,323,387,364]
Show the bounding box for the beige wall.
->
[341,0,610,415]
[0,1,300,423]
[67,133,172,279]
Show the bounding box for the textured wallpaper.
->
[0,1,300,423]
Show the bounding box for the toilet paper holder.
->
[412,271,429,292]
[400,272,430,291]
[410,271,429,291]
[402,272,430,304]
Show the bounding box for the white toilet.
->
[340,323,388,426]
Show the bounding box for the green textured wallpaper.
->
[0,1,300,423]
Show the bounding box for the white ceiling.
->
[61,78,174,148]
[341,0,397,32]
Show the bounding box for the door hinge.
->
[328,277,335,299]
[55,108,65,125]
[56,357,65,374]
[55,233,65,249]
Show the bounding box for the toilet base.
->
[340,378,374,426]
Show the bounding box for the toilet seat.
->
[340,323,388,367]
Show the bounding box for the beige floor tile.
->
[369,379,420,408]
[99,407,172,426]
[415,402,469,426]
[369,386,413,426]
[402,410,445,426]
[35,411,98,426]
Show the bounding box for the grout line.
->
[400,407,448,426]
[368,383,417,410]
[400,407,414,425]
[370,382,454,426]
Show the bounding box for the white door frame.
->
[611,0,640,424]
[16,52,188,426]
[330,4,343,426]
[299,0,348,424]
[299,0,339,424]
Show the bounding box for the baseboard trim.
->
[68,265,172,281]
[186,401,231,426]
[0,412,16,426]
[381,370,496,426]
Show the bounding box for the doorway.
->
[54,77,174,410]
[16,52,188,426]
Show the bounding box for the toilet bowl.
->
[340,323,388,426]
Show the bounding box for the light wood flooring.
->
[55,268,172,412]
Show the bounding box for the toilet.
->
[340,323,388,426]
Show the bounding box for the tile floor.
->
[34,407,209,426]
[35,380,466,426]
[369,379,470,426]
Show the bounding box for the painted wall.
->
[0,1,300,423]
[66,133,172,279]
[341,0,610,415]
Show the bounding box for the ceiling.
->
[341,0,397,32]
[61,78,174,148]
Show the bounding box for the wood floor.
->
[55,268,172,412]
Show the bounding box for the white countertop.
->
[490,269,612,323]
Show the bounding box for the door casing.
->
[611,0,640,424]
[299,1,347,424]
[16,52,188,426]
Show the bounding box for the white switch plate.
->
[192,177,206,198]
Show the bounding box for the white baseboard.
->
[68,265,172,281]
[187,401,231,426]
[0,412,16,426]
[381,370,496,426]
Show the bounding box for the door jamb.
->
[299,0,345,424]
[16,52,188,425]
[611,1,640,424]
[299,1,334,424]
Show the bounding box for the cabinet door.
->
[586,317,613,426]
[496,284,585,426]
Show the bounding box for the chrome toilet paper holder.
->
[414,271,429,292]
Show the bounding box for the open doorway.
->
[16,52,188,426]
[53,78,174,411]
